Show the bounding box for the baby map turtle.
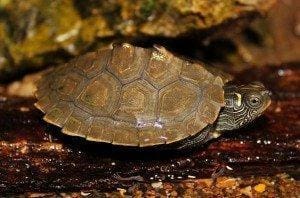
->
[35,43,271,149]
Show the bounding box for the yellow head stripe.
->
[235,93,242,106]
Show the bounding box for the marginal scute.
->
[49,64,71,90]
[43,102,73,127]
[205,66,233,83]
[213,76,224,86]
[87,117,114,143]
[158,81,199,122]
[183,112,207,136]
[35,69,54,99]
[76,72,121,116]
[138,128,166,147]
[164,124,190,144]
[35,79,50,100]
[35,83,49,99]
[205,81,225,105]
[144,48,182,89]
[34,91,57,113]
[62,109,92,137]
[112,121,139,146]
[114,80,157,123]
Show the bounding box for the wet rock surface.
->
[0,0,275,82]
[231,0,300,66]
[148,0,300,72]
[200,0,300,69]
[0,64,299,195]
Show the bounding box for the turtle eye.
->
[248,96,261,107]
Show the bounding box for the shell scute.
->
[35,83,49,99]
[164,124,190,144]
[35,69,54,99]
[110,121,139,146]
[74,50,110,78]
[43,102,73,127]
[108,43,151,83]
[114,80,157,123]
[183,112,207,136]
[34,90,58,113]
[205,80,225,105]
[55,72,85,101]
[76,72,121,116]
[138,128,166,147]
[196,99,220,124]
[180,61,214,86]
[158,81,199,122]
[144,48,182,89]
[62,109,92,138]
[49,64,69,90]
[87,117,114,143]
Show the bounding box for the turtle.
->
[34,43,271,149]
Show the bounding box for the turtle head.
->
[215,82,271,131]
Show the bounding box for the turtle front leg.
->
[174,126,217,150]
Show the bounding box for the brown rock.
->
[0,0,276,82]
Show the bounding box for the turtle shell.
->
[35,43,227,147]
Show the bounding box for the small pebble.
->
[117,188,126,196]
[151,181,163,189]
[275,107,282,113]
[216,178,238,189]
[240,186,252,197]
[185,182,195,189]
[20,107,30,112]
[198,178,213,187]
[254,183,266,193]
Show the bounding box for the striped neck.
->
[215,83,271,131]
